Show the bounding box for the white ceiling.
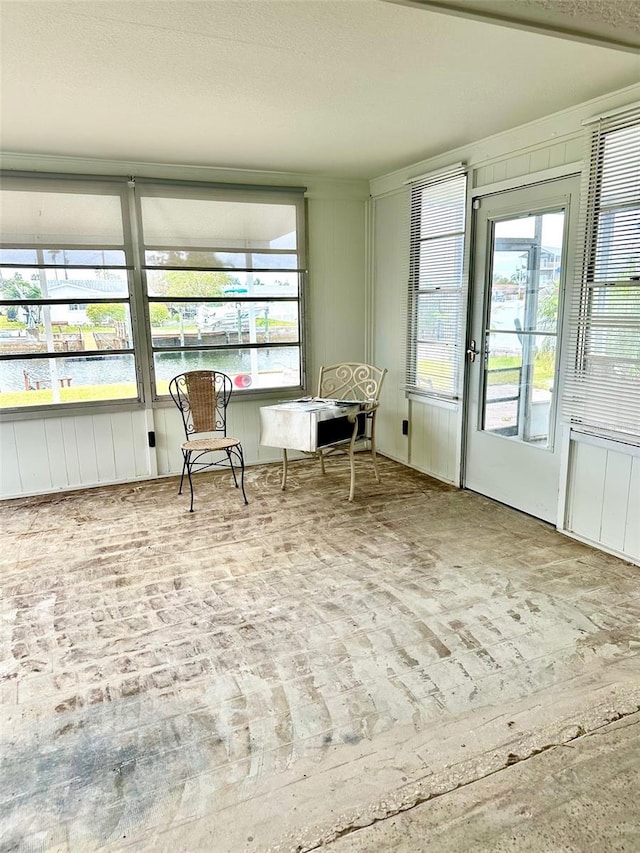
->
[392,1,640,52]
[1,0,639,180]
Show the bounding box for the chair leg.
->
[319,448,326,475]
[178,452,188,495]
[346,414,360,501]
[371,439,381,484]
[281,448,288,491]
[226,449,239,488]
[370,417,381,483]
[238,445,248,505]
[185,450,195,512]
[348,449,356,502]
[226,447,248,504]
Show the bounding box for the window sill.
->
[0,398,146,421]
[407,392,459,411]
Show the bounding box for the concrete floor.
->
[328,713,640,852]
[0,457,638,851]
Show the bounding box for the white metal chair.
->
[317,362,387,501]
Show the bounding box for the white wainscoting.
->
[563,431,640,565]
[0,410,153,499]
[408,397,459,485]
[152,400,284,478]
[0,398,296,500]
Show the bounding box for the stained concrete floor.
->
[0,457,638,852]
[328,712,640,852]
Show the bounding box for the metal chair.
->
[169,370,248,512]
[317,362,387,501]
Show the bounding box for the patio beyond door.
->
[464,177,579,522]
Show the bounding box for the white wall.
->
[0,156,368,498]
[369,82,640,562]
[370,189,410,466]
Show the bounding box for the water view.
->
[1,347,301,403]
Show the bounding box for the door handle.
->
[466,339,480,362]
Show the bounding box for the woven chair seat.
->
[170,370,248,511]
[182,436,241,452]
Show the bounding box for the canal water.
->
[1,348,300,393]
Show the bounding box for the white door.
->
[464,177,579,522]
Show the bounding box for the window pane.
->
[490,212,564,334]
[416,291,460,343]
[418,176,466,239]
[0,189,125,245]
[0,354,137,408]
[417,234,464,289]
[414,340,456,394]
[0,304,132,354]
[145,268,247,298]
[600,124,640,207]
[594,207,640,282]
[236,271,299,296]
[140,196,297,250]
[0,269,129,300]
[149,301,299,348]
[144,249,298,271]
[0,248,127,266]
[154,346,300,393]
[484,356,521,435]
[483,332,556,446]
[408,172,467,398]
[485,208,564,447]
[584,284,640,370]
[145,269,299,297]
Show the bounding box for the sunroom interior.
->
[1,1,639,850]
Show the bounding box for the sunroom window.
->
[564,105,640,438]
[407,167,467,400]
[0,177,137,409]
[136,183,306,397]
[0,175,307,412]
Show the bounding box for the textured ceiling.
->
[1,0,639,180]
[392,0,640,51]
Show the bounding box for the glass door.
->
[464,177,579,523]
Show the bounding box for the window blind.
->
[564,104,640,438]
[407,167,467,399]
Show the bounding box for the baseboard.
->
[558,528,639,568]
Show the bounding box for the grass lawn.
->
[1,383,137,408]
[417,351,556,392]
[488,353,556,388]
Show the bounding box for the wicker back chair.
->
[317,362,387,501]
[169,370,247,511]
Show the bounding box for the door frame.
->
[460,173,582,520]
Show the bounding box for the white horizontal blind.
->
[407,167,467,399]
[564,105,640,438]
